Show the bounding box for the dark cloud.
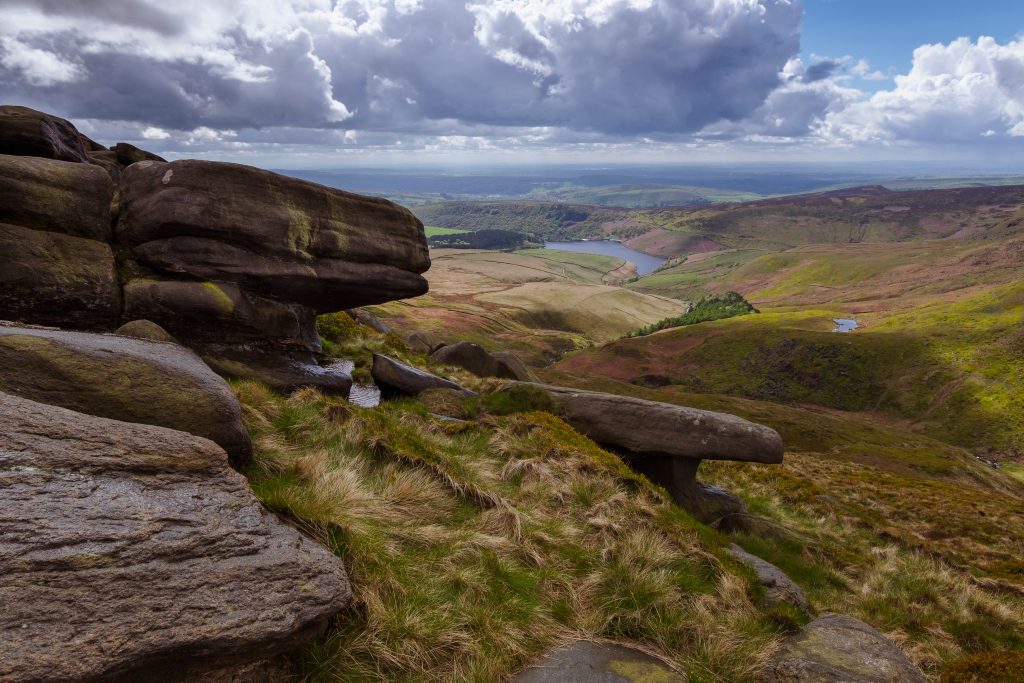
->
[0,0,803,138]
[0,0,184,35]
[803,59,839,83]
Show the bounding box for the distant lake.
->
[543,240,666,276]
[833,318,858,333]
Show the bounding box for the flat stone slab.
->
[0,392,352,682]
[761,613,927,682]
[510,641,686,683]
[499,382,783,463]
[727,544,810,611]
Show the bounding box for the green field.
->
[424,225,470,237]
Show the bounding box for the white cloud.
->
[0,36,82,85]
[823,37,1024,144]
[141,126,171,139]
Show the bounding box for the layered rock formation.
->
[372,353,475,397]
[0,322,252,464]
[0,106,430,393]
[0,392,350,681]
[492,382,783,523]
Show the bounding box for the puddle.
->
[328,360,381,407]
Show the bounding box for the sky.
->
[1,0,1023,168]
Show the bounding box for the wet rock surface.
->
[762,613,927,682]
[0,322,253,464]
[510,641,686,683]
[0,392,351,682]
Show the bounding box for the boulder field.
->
[0,105,430,393]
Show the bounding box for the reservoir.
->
[543,240,666,276]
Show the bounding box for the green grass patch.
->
[626,291,757,338]
[424,225,470,237]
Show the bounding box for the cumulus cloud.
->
[824,37,1024,144]
[0,0,801,137]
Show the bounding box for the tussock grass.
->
[235,381,787,682]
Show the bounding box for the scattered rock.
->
[762,613,927,682]
[491,350,535,381]
[0,222,120,329]
[371,353,475,398]
[727,544,810,611]
[406,330,443,354]
[0,322,253,464]
[0,392,351,682]
[348,308,392,334]
[430,341,520,379]
[113,141,167,166]
[115,319,178,343]
[510,641,686,683]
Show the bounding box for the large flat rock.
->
[499,382,783,463]
[119,159,430,311]
[0,392,351,682]
[0,322,252,464]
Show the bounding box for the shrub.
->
[941,651,1024,683]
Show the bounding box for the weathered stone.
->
[348,308,392,334]
[510,641,686,683]
[372,353,474,397]
[491,350,534,381]
[498,383,784,463]
[118,159,430,311]
[114,141,167,166]
[204,347,353,396]
[0,105,95,163]
[123,278,320,351]
[0,392,351,682]
[86,148,123,179]
[0,223,120,329]
[0,323,252,464]
[727,544,810,611]
[430,341,519,379]
[115,319,178,343]
[0,153,115,240]
[762,613,927,682]
[406,330,443,354]
[622,456,746,523]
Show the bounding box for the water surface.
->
[543,240,666,276]
[330,360,381,407]
[832,318,858,333]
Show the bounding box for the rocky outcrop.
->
[727,544,810,611]
[430,341,528,379]
[0,322,252,464]
[0,106,431,394]
[119,159,429,311]
[406,330,444,354]
[0,392,351,682]
[372,353,475,397]
[491,382,783,522]
[510,641,685,683]
[348,308,392,334]
[762,613,927,682]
